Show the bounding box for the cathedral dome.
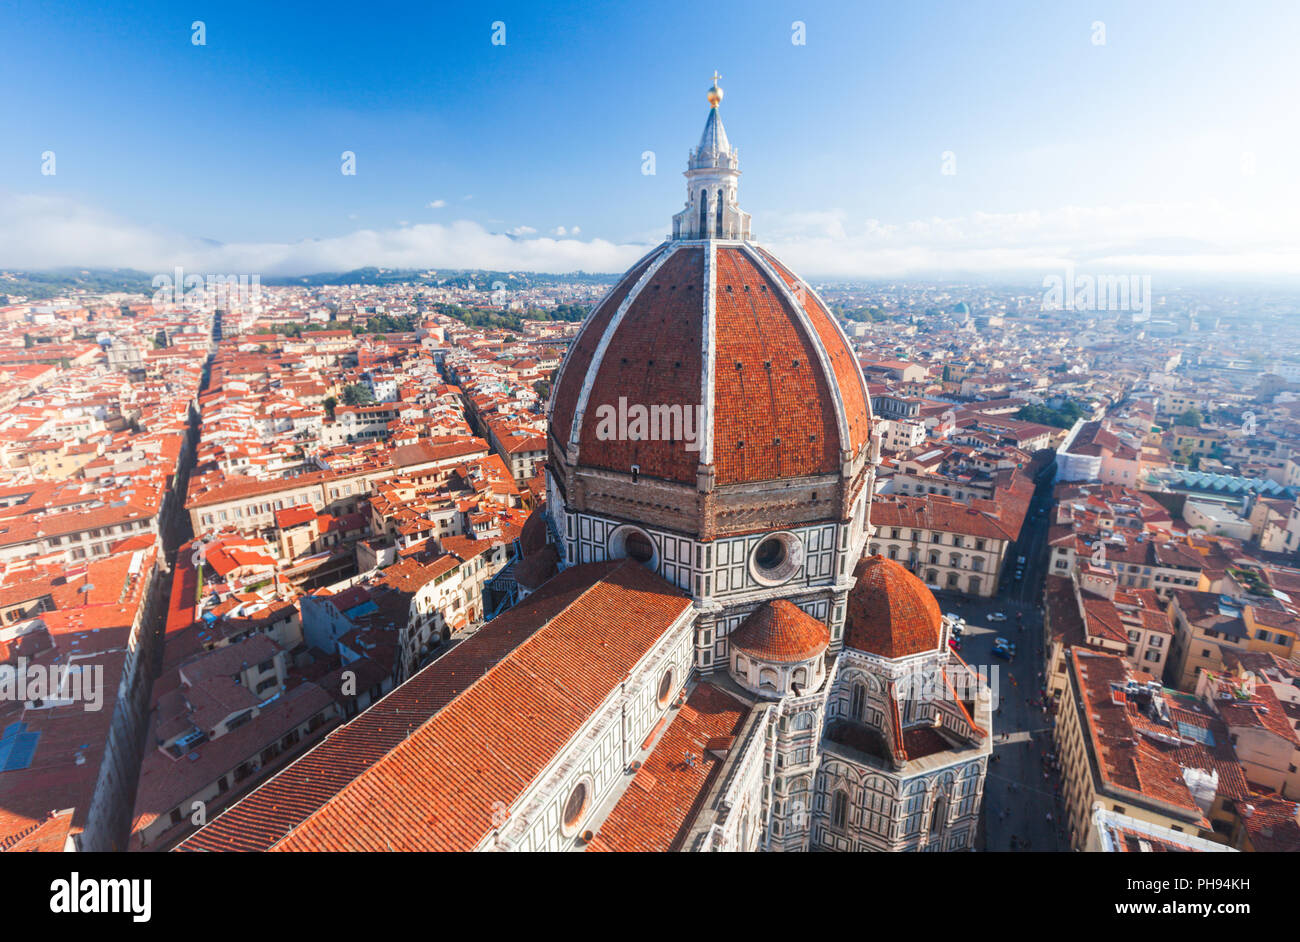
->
[730,600,830,663]
[548,242,870,490]
[545,78,876,549]
[843,556,943,659]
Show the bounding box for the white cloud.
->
[426,199,446,209]
[760,201,1300,279]
[1,191,1296,280]
[0,193,642,275]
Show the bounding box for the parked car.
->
[991,644,1013,660]
[988,612,1008,622]
[948,637,962,650]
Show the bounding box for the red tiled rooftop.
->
[587,682,749,852]
[553,242,871,487]
[178,558,692,852]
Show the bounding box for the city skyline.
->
[4,0,1299,280]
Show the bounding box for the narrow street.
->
[942,479,1068,852]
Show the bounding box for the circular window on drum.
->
[608,524,659,570]
[748,531,804,586]
[562,778,592,835]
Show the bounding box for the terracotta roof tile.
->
[844,555,943,658]
[179,559,691,852]
[730,599,830,662]
[587,682,749,852]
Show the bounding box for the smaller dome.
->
[844,556,942,659]
[731,600,830,663]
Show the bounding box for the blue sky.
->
[3,0,1298,278]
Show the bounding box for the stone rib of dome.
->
[756,247,872,455]
[548,245,667,449]
[843,555,943,659]
[575,245,706,483]
[731,600,830,662]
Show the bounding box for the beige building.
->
[867,493,1025,598]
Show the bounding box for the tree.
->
[323,396,337,419]
[341,383,374,406]
[1016,399,1089,430]
[1178,408,1204,428]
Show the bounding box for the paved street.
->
[940,480,1068,852]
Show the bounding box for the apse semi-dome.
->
[843,555,944,659]
[546,78,873,544]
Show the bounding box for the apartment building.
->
[1055,650,1246,850]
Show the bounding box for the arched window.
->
[792,666,808,690]
[968,576,982,594]
[716,188,724,237]
[928,551,939,565]
[926,569,938,584]
[831,790,848,829]
[946,572,959,588]
[949,552,962,568]
[759,667,779,692]
[698,191,708,237]
[930,793,947,835]
[888,546,898,560]
[850,682,865,720]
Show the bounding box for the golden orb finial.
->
[707,71,723,108]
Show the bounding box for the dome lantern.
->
[673,73,750,241]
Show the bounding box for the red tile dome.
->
[730,600,830,663]
[843,556,943,659]
[548,241,871,488]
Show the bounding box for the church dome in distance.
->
[844,556,943,659]
[730,599,830,663]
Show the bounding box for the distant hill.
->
[0,266,621,302]
[0,268,156,301]
[264,267,620,289]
